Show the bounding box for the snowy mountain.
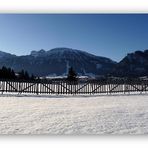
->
[1,48,148,77]
[0,51,15,59]
[110,50,148,77]
[0,48,116,77]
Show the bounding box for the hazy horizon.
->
[0,14,148,61]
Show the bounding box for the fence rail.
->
[0,79,148,95]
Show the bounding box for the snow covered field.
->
[0,94,148,134]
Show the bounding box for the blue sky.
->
[0,14,148,61]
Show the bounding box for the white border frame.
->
[0,0,148,13]
[0,0,148,148]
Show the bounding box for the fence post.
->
[36,82,39,95]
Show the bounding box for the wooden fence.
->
[0,79,148,95]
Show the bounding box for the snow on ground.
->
[0,94,148,134]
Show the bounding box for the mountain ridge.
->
[110,49,148,77]
[0,48,148,77]
[0,47,116,77]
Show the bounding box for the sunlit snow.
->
[0,94,148,134]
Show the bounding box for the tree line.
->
[0,66,36,80]
[0,66,78,81]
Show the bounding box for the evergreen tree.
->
[7,68,13,79]
[67,67,77,81]
[30,74,36,80]
[0,66,35,81]
[19,70,25,80]
[24,71,29,80]
[0,66,16,79]
[11,69,16,79]
[1,66,8,78]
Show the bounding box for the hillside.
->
[0,48,116,77]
